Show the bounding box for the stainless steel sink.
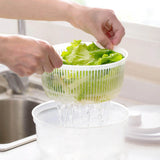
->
[0,98,39,144]
[0,80,49,151]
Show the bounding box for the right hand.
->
[0,35,63,76]
[70,6,125,49]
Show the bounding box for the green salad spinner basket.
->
[42,43,128,104]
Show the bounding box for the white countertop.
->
[1,140,160,160]
[0,141,40,160]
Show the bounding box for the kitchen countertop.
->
[1,139,160,160]
[0,141,40,160]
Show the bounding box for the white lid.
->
[126,104,160,142]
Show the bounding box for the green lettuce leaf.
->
[61,40,123,65]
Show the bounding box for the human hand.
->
[0,35,63,76]
[71,7,125,49]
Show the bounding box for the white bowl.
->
[32,101,128,160]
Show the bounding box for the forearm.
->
[0,0,83,23]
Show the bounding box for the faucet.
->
[16,20,29,92]
[0,65,27,94]
[18,19,26,35]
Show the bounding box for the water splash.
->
[56,101,112,128]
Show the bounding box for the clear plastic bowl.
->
[32,101,128,160]
[41,43,128,104]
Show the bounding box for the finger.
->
[104,20,112,32]
[111,27,125,45]
[43,63,53,73]
[36,65,44,74]
[42,55,54,73]
[97,30,113,49]
[108,17,125,45]
[49,45,63,68]
[107,31,114,38]
[103,27,114,38]
[99,22,114,49]
[102,23,112,38]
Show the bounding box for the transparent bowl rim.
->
[32,101,129,129]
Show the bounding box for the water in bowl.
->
[36,101,128,160]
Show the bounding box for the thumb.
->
[49,45,63,68]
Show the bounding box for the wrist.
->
[67,3,89,29]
